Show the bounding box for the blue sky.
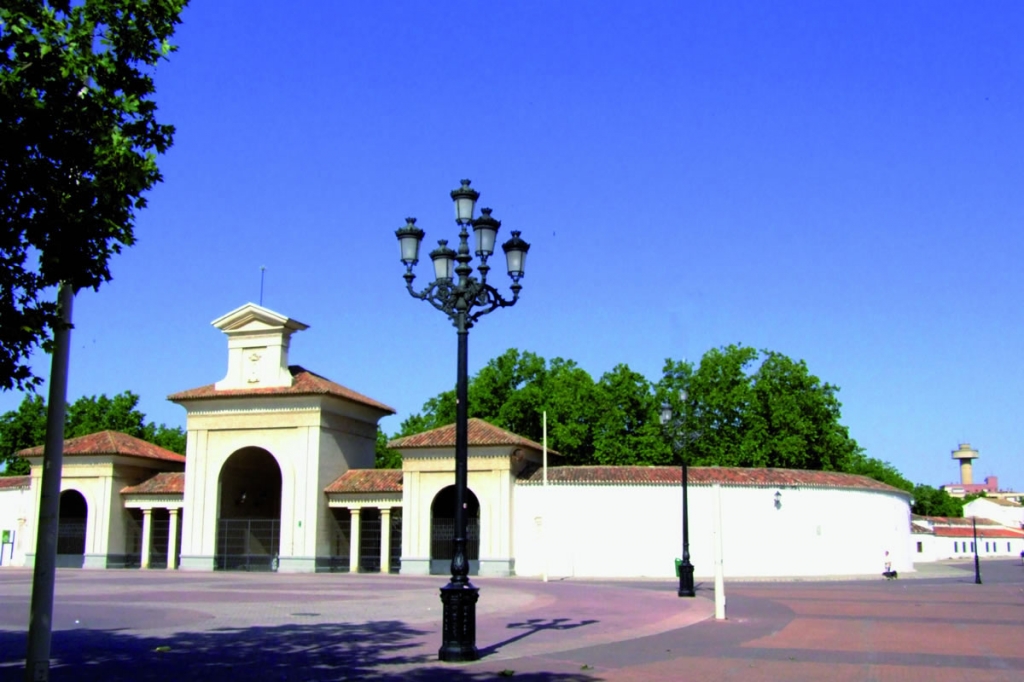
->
[4,1,1023,490]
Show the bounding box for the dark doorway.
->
[57,489,87,568]
[430,485,479,575]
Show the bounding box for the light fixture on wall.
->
[774,490,782,509]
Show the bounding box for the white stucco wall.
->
[964,499,1024,529]
[0,482,31,567]
[513,483,913,579]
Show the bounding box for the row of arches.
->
[51,446,481,573]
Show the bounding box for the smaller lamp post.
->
[971,516,982,585]
[660,390,696,598]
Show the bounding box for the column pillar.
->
[380,508,392,574]
[167,508,180,570]
[349,508,361,573]
[140,508,153,569]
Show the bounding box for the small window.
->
[985,542,990,552]
[954,541,959,553]
[1008,542,1012,552]
[916,541,923,553]
[970,542,975,552]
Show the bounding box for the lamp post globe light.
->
[396,179,530,662]
[660,390,697,598]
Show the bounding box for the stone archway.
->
[216,447,282,571]
[57,489,87,568]
[430,485,479,575]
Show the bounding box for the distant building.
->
[911,514,1024,562]
[940,443,1022,501]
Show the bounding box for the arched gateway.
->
[430,485,480,575]
[216,447,282,571]
[57,489,88,568]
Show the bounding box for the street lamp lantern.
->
[502,230,530,281]
[450,178,480,224]
[471,207,500,259]
[398,179,529,662]
[396,218,425,266]
[661,388,697,598]
[430,240,457,281]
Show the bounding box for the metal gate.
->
[56,521,86,568]
[389,509,402,573]
[215,519,280,571]
[430,518,479,561]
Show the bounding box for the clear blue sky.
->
[4,1,1023,491]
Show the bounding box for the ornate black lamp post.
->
[661,390,696,598]
[396,179,530,662]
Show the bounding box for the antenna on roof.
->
[259,266,266,306]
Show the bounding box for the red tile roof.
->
[18,431,185,464]
[0,476,30,490]
[121,472,185,495]
[168,365,395,414]
[933,526,1024,539]
[388,418,553,453]
[516,465,909,494]
[325,469,403,494]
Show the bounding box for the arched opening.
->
[216,447,282,571]
[430,485,479,575]
[57,489,87,568]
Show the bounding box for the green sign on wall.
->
[1,530,9,544]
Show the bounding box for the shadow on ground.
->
[0,621,602,682]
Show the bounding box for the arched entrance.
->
[430,485,479,575]
[57,489,87,568]
[216,447,282,571]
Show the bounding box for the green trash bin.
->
[674,558,682,578]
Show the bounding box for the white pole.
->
[542,410,548,582]
[713,483,726,620]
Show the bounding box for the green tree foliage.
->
[911,484,965,517]
[0,0,189,391]
[0,394,46,474]
[398,346,921,493]
[0,390,185,474]
[658,345,864,472]
[374,427,401,469]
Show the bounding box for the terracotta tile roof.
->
[388,418,554,453]
[18,431,185,464]
[325,469,403,494]
[933,526,1024,539]
[0,476,30,490]
[516,465,909,494]
[121,472,185,495]
[168,365,395,414]
[913,515,1004,527]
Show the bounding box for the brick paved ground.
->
[0,559,1021,681]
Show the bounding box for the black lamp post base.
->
[678,563,696,598]
[438,581,480,662]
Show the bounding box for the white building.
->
[2,303,917,578]
[911,515,1024,562]
[963,497,1024,529]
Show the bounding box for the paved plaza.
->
[0,560,1022,681]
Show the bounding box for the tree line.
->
[379,345,967,517]
[0,391,185,475]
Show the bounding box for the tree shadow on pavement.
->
[480,617,600,658]
[0,621,602,682]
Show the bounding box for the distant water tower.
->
[952,443,979,485]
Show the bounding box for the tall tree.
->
[0,0,189,391]
[0,390,185,474]
[0,393,47,474]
